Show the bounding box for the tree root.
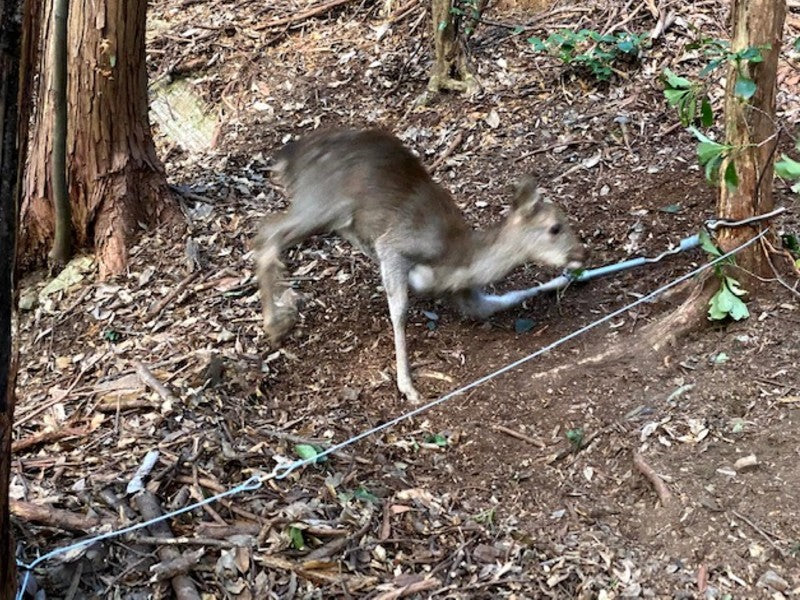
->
[530,274,717,382]
[633,452,674,508]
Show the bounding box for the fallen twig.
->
[254,0,356,31]
[493,425,546,448]
[95,398,156,413]
[304,521,370,561]
[134,360,179,405]
[429,131,464,173]
[145,270,200,320]
[730,510,788,557]
[149,548,206,583]
[134,491,202,600]
[196,522,261,539]
[136,534,250,548]
[387,0,420,24]
[633,452,673,507]
[12,424,89,453]
[11,500,116,531]
[374,576,441,600]
[258,554,377,589]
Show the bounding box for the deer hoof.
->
[398,382,421,404]
[265,308,298,344]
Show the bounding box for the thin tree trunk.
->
[21,0,177,277]
[716,0,785,276]
[49,0,70,266]
[0,0,26,591]
[426,0,479,96]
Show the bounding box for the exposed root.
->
[530,274,716,382]
[633,452,674,508]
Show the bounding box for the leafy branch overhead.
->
[662,41,773,188]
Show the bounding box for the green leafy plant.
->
[662,68,712,127]
[780,233,800,269]
[449,0,483,36]
[354,486,380,504]
[528,29,648,81]
[699,230,750,322]
[423,433,449,447]
[662,41,770,185]
[288,526,305,550]
[294,443,326,464]
[775,153,800,194]
[566,427,584,449]
[472,508,496,526]
[688,127,738,188]
[686,38,769,99]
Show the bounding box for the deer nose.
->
[567,245,587,270]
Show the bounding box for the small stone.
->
[341,387,361,402]
[473,543,502,563]
[757,569,789,592]
[18,290,38,311]
[734,454,759,471]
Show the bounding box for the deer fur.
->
[254,129,586,402]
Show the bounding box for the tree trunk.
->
[20,0,177,277]
[1,0,26,591]
[716,0,785,276]
[426,0,479,96]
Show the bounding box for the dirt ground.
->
[11,0,800,598]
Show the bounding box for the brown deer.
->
[254,129,585,402]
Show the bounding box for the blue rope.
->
[14,228,768,598]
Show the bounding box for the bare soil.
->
[12,1,800,598]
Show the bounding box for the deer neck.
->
[412,223,525,294]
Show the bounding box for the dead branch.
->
[429,131,464,173]
[304,521,370,561]
[149,548,206,582]
[195,521,261,539]
[254,0,356,31]
[11,500,116,531]
[374,576,442,600]
[134,491,202,600]
[493,425,545,448]
[12,424,89,453]
[134,360,179,404]
[145,270,200,320]
[633,452,673,508]
[136,534,249,548]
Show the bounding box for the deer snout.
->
[566,245,587,270]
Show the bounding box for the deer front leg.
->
[376,246,419,403]
[254,222,299,343]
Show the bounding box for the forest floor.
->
[11,0,800,598]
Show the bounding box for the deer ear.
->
[511,175,543,214]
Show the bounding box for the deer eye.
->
[549,223,562,235]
